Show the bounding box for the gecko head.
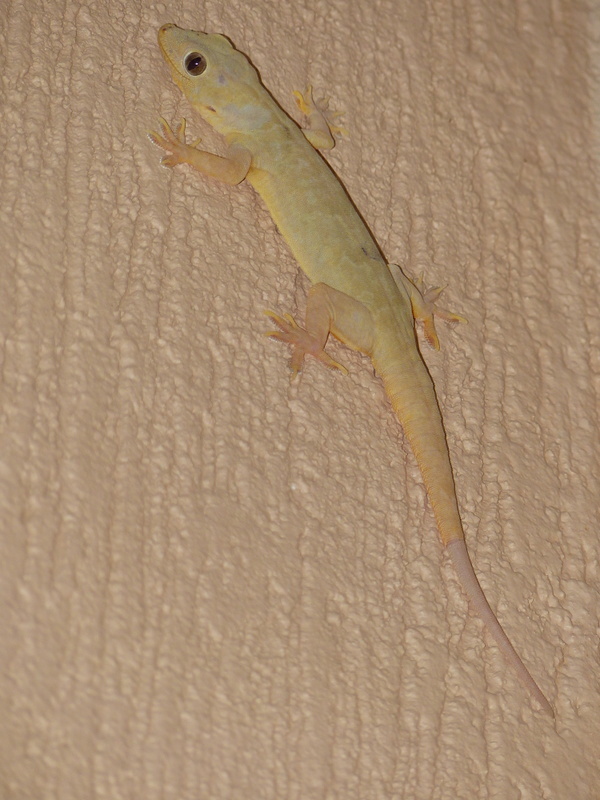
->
[157,24,266,134]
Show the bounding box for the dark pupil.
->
[185,53,207,76]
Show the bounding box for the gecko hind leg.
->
[391,265,467,350]
[265,282,374,380]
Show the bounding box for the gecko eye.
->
[184,52,207,76]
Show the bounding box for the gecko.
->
[149,23,554,716]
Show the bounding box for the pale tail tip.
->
[446,538,554,718]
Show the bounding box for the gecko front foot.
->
[264,310,348,379]
[148,117,203,168]
[293,86,348,137]
[292,86,348,150]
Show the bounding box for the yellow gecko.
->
[149,23,553,716]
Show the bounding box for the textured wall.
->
[1,0,599,797]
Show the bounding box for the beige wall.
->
[1,0,598,797]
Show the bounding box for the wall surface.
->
[1,0,599,797]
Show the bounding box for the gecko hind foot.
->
[414,274,468,350]
[264,310,348,379]
[391,265,467,350]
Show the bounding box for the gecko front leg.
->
[148,117,252,185]
[293,86,348,150]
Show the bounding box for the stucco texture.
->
[1,0,599,797]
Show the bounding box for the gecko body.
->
[150,24,553,715]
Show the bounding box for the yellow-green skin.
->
[150,24,552,715]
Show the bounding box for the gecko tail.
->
[446,539,554,717]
